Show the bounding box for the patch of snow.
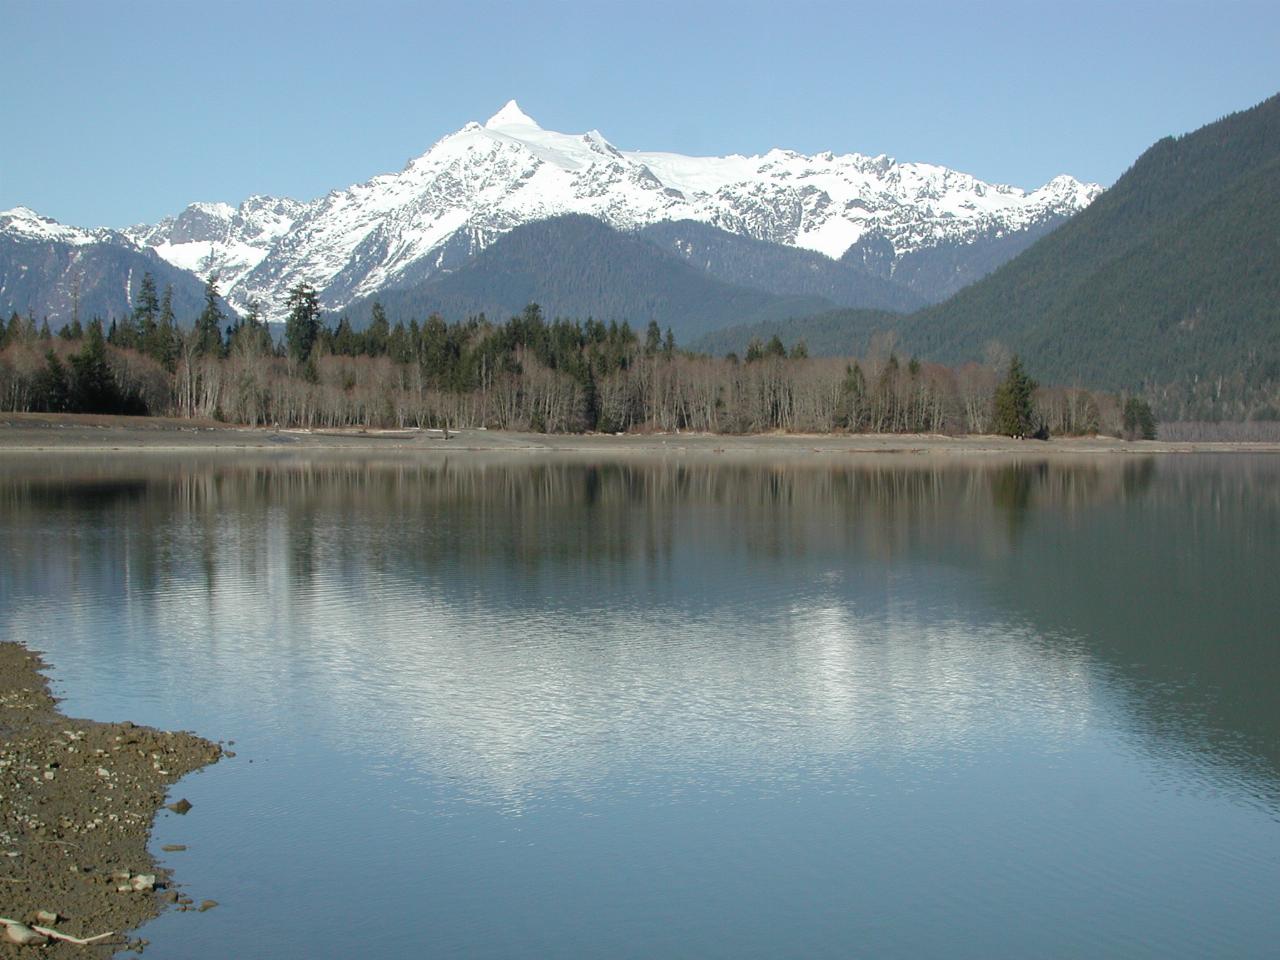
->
[795,217,866,260]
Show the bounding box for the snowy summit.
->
[485,100,541,130]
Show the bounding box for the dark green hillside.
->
[899,93,1280,416]
[343,215,835,343]
[692,308,902,358]
[638,220,925,312]
[1017,156,1280,388]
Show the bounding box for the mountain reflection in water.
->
[1,453,1277,959]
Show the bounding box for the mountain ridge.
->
[341,214,837,342]
[0,208,232,325]
[94,100,1100,321]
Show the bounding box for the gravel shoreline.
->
[0,643,221,957]
[2,412,1279,456]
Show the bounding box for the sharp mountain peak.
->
[485,100,541,130]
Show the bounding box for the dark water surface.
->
[1,453,1277,958]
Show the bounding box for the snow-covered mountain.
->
[0,207,229,324]
[10,102,1103,322]
[127,102,1102,320]
[121,196,306,300]
[0,206,127,247]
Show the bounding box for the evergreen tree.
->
[70,321,120,412]
[253,300,274,355]
[144,286,179,370]
[790,339,809,360]
[105,272,150,351]
[59,318,84,341]
[387,321,412,364]
[229,299,272,357]
[644,320,662,355]
[765,334,787,359]
[38,319,52,341]
[1122,397,1158,440]
[365,302,390,357]
[993,356,1038,437]
[192,278,226,357]
[0,313,13,348]
[332,316,358,356]
[111,313,140,350]
[663,327,675,358]
[134,272,159,326]
[400,318,420,365]
[315,319,337,357]
[134,272,160,351]
[284,282,322,363]
[420,314,450,381]
[33,350,71,412]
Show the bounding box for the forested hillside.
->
[692,308,902,359]
[341,215,837,343]
[637,220,925,312]
[900,93,1280,419]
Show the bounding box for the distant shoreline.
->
[2,412,1279,456]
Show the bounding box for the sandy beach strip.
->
[2,413,1278,457]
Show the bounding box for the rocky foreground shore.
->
[0,643,221,957]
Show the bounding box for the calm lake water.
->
[1,452,1278,958]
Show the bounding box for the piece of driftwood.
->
[0,916,115,945]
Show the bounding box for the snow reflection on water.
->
[1,454,1278,959]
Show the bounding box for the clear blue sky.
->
[5,0,1278,228]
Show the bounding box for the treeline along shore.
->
[1,277,1157,439]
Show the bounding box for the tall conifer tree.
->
[193,278,226,357]
[284,282,322,363]
[993,356,1037,437]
